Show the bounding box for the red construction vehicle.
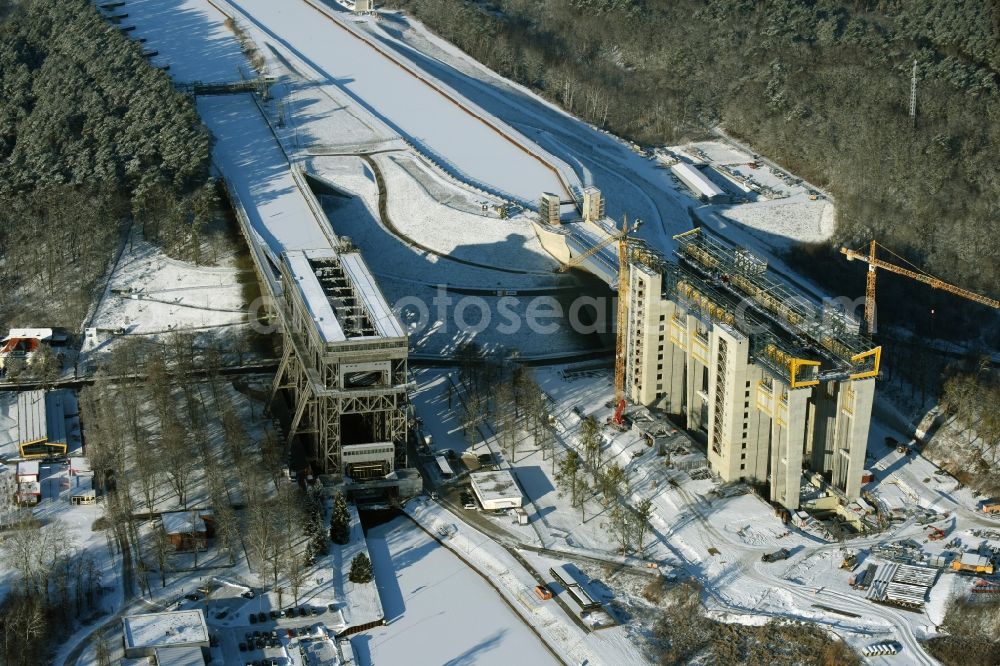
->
[928,526,947,541]
[612,399,626,427]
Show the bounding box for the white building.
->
[122,610,209,658]
[469,470,522,510]
[70,476,97,506]
[671,162,724,201]
[581,186,605,223]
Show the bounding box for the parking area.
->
[171,583,349,666]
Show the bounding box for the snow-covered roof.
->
[16,390,67,445]
[469,470,523,504]
[122,610,209,650]
[160,510,211,536]
[302,637,342,665]
[340,253,405,339]
[16,460,39,477]
[154,646,206,666]
[960,553,990,567]
[672,162,724,199]
[69,457,93,475]
[286,250,346,344]
[3,328,53,341]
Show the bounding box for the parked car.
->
[257,612,266,623]
[242,589,256,599]
[249,614,257,624]
[238,643,247,652]
[761,548,792,563]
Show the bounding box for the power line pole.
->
[909,59,917,127]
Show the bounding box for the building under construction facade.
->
[269,246,419,497]
[625,229,880,509]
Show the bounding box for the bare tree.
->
[150,524,175,588]
[607,502,633,554]
[632,498,654,554]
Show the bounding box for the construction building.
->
[623,229,879,509]
[269,246,420,498]
[581,186,605,222]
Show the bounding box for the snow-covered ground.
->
[82,0,1000,663]
[86,234,251,341]
[214,0,575,205]
[407,363,999,664]
[355,515,559,666]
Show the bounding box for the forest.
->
[386,0,999,321]
[0,0,216,329]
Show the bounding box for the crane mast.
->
[840,241,999,335]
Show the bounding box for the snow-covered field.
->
[86,234,251,340]
[355,515,559,666]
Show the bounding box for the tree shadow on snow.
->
[442,629,508,666]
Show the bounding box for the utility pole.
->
[909,59,917,127]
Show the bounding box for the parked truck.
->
[981,499,1000,515]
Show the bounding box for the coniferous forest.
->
[0,0,214,328]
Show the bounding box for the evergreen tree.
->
[329,492,351,545]
[348,552,373,584]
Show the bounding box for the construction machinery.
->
[556,215,641,274]
[841,550,859,569]
[927,526,947,541]
[557,215,642,426]
[840,240,999,336]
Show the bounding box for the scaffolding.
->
[672,229,880,383]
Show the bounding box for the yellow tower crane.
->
[556,215,641,273]
[840,240,999,336]
[556,215,641,425]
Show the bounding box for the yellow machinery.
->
[557,216,641,424]
[556,215,641,273]
[841,240,999,336]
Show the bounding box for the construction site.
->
[534,182,999,514]
[534,187,879,510]
[8,1,997,664]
